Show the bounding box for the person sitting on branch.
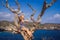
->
[19,14,33,37]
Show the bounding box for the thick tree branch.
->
[37,0,56,22]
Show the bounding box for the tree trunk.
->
[19,27,36,40]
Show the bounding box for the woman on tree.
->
[19,14,33,37]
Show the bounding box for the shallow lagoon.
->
[0,30,60,40]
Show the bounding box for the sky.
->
[0,0,60,24]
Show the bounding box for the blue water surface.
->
[0,30,60,40]
[33,30,60,40]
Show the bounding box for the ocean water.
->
[0,30,60,40]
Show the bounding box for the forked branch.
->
[37,0,56,22]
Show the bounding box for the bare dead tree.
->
[1,0,56,40]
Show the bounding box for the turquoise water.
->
[0,30,60,40]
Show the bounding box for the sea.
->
[0,30,60,40]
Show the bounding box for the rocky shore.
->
[0,21,60,32]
